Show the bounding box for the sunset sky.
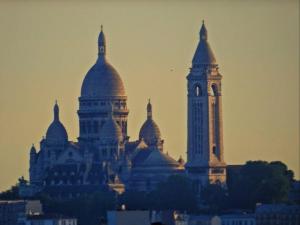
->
[0,0,299,191]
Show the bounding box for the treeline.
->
[0,160,297,225]
[202,160,295,212]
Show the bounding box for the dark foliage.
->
[0,184,20,200]
[227,160,293,210]
[201,184,228,213]
[151,175,198,211]
[41,191,116,225]
[119,175,198,212]
[0,161,294,219]
[0,177,22,200]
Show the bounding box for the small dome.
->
[192,22,217,65]
[139,100,161,146]
[81,28,126,98]
[139,119,161,144]
[46,102,68,144]
[100,106,123,141]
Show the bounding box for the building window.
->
[195,85,202,97]
[211,84,218,96]
[212,146,217,154]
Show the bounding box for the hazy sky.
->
[0,0,299,191]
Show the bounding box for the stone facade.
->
[25,23,227,198]
[26,27,184,198]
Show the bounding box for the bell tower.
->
[186,22,226,193]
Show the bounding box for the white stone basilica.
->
[23,22,226,198]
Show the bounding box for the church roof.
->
[192,21,217,65]
[133,147,180,168]
[45,102,68,144]
[81,27,126,98]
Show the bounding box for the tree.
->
[151,175,198,211]
[41,191,116,225]
[0,177,26,200]
[119,175,198,212]
[227,161,293,210]
[201,184,228,213]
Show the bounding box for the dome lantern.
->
[98,25,106,57]
[54,100,59,121]
[147,99,152,119]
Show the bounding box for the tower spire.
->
[147,99,152,119]
[54,101,59,121]
[200,20,208,41]
[192,21,216,65]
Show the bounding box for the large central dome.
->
[80,28,126,98]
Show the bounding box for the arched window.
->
[212,146,217,155]
[211,84,218,96]
[195,85,202,97]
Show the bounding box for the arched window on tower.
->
[212,145,217,155]
[195,85,202,97]
[211,84,218,96]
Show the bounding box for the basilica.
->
[21,22,226,198]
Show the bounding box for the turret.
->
[30,144,37,160]
[29,144,37,184]
[45,101,68,145]
[139,100,164,150]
